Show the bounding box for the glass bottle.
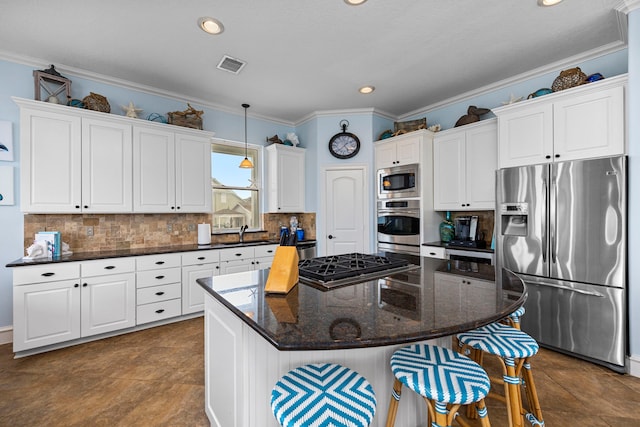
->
[439,211,455,243]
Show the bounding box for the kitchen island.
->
[196,257,526,427]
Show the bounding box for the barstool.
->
[457,323,544,427]
[503,306,526,330]
[385,343,491,427]
[270,363,377,427]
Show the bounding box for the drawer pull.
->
[155,309,165,314]
[41,272,55,277]
[155,261,165,265]
[198,256,205,260]
[235,253,242,257]
[155,291,165,296]
[74,283,79,288]
[83,283,88,287]
[429,252,436,256]
[155,275,165,280]
[104,265,116,270]
[267,250,273,253]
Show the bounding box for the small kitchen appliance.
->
[449,215,485,248]
[377,164,419,199]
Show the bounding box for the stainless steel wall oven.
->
[377,199,420,256]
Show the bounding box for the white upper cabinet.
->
[433,120,497,211]
[15,97,213,214]
[375,132,422,170]
[266,144,305,213]
[82,117,133,212]
[19,104,82,213]
[494,75,626,168]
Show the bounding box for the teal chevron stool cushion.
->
[390,344,490,405]
[457,322,539,358]
[509,306,526,321]
[271,363,377,427]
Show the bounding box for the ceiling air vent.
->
[217,55,246,74]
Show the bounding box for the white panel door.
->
[175,133,212,212]
[324,167,367,255]
[133,126,175,212]
[82,118,133,212]
[465,122,497,209]
[80,273,136,337]
[433,131,466,210]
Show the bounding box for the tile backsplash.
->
[23,212,318,255]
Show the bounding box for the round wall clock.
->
[328,120,360,159]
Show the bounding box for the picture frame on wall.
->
[0,120,13,162]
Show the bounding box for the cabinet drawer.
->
[254,244,278,258]
[219,247,254,261]
[13,263,80,285]
[182,250,219,266]
[137,298,181,325]
[137,283,182,305]
[81,258,135,277]
[421,246,446,259]
[136,267,181,288]
[136,253,181,271]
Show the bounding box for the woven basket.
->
[393,118,426,135]
[82,92,110,113]
[552,67,586,92]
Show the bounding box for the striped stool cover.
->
[390,344,490,405]
[505,306,526,329]
[457,322,538,359]
[271,363,377,427]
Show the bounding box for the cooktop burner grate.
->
[298,253,410,283]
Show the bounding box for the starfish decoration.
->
[121,101,143,118]
[502,93,524,105]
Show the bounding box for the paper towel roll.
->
[198,223,211,245]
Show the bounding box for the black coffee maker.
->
[449,215,486,248]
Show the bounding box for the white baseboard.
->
[0,326,13,345]
[628,355,640,378]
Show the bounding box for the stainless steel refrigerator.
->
[496,156,626,372]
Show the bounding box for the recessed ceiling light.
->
[537,0,563,6]
[359,85,375,94]
[344,0,367,5]
[198,17,224,35]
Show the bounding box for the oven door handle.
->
[378,210,421,216]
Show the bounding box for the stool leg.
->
[503,357,525,427]
[385,378,403,427]
[476,398,491,427]
[521,359,544,426]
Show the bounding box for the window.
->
[211,143,260,232]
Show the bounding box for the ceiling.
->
[0,0,627,124]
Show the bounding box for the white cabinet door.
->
[433,121,496,211]
[497,102,553,168]
[133,126,176,212]
[219,259,254,275]
[13,279,81,352]
[553,85,624,162]
[182,263,220,314]
[464,122,497,209]
[81,272,136,337]
[175,132,212,212]
[266,144,305,213]
[375,133,422,169]
[82,118,133,212]
[433,131,466,211]
[19,107,82,212]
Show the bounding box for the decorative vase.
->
[439,211,455,243]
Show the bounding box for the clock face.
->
[329,132,360,159]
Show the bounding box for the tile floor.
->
[1,317,640,426]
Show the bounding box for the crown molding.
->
[397,41,627,121]
[0,50,296,127]
[294,107,396,127]
[616,0,640,14]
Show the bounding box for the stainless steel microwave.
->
[377,164,419,199]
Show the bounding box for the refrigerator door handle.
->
[542,177,548,264]
[537,281,605,298]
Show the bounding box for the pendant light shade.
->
[239,103,254,168]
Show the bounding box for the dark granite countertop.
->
[196,257,525,351]
[422,241,494,253]
[6,240,317,268]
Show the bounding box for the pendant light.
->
[239,103,254,168]
[239,104,253,169]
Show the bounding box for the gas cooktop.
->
[298,253,414,289]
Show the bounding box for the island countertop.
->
[196,257,526,351]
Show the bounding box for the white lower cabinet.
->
[81,272,136,337]
[181,250,221,315]
[136,253,183,325]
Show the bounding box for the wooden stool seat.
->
[270,363,377,427]
[386,344,491,427]
[457,323,544,427]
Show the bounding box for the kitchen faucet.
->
[239,225,248,243]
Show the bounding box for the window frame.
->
[210,139,262,233]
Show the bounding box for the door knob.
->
[328,235,334,239]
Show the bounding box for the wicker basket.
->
[167,103,204,130]
[552,67,587,92]
[393,118,426,135]
[82,92,110,113]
